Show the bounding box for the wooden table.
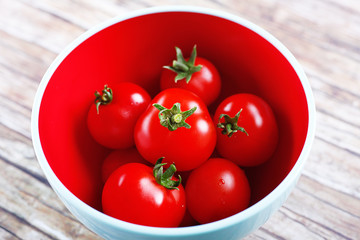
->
[1,0,359,239]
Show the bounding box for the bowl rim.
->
[31,5,316,237]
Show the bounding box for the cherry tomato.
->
[214,93,279,166]
[134,88,216,171]
[102,158,186,227]
[160,45,221,106]
[101,147,149,183]
[185,158,251,224]
[179,209,198,227]
[87,82,151,149]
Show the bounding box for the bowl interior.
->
[38,11,309,211]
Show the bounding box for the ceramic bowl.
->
[32,6,316,240]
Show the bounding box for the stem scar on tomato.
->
[153,157,182,190]
[94,84,113,114]
[163,45,203,83]
[153,102,197,131]
[217,109,249,137]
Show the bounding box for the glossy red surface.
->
[160,56,222,106]
[185,158,251,224]
[87,82,151,149]
[214,93,279,167]
[102,163,186,227]
[134,88,217,171]
[38,11,308,210]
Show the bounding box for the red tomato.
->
[101,147,150,183]
[102,159,186,227]
[134,88,216,171]
[214,93,279,166]
[87,82,151,149]
[160,45,221,106]
[185,158,251,224]
[179,209,199,227]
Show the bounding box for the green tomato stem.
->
[163,45,203,83]
[153,157,181,190]
[217,109,249,137]
[94,85,113,114]
[153,102,197,131]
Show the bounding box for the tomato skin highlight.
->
[185,158,251,224]
[87,82,151,149]
[102,163,186,227]
[160,47,221,106]
[134,88,217,171]
[214,93,279,167]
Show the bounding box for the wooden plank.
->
[283,185,360,239]
[310,73,360,130]
[257,175,360,240]
[0,123,70,218]
[260,208,331,240]
[0,97,98,239]
[0,0,84,53]
[315,110,360,157]
[0,93,32,139]
[244,228,279,240]
[0,29,55,84]
[0,206,54,240]
[0,151,100,239]
[303,136,360,199]
[0,224,21,240]
[18,0,120,30]
[298,175,360,224]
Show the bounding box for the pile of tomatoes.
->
[86,45,279,227]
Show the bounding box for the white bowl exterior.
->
[31,6,316,240]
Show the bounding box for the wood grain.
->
[1,0,359,239]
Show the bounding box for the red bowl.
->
[32,6,315,240]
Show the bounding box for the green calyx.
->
[163,45,203,83]
[153,102,197,131]
[153,157,181,190]
[217,109,249,137]
[94,85,113,114]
